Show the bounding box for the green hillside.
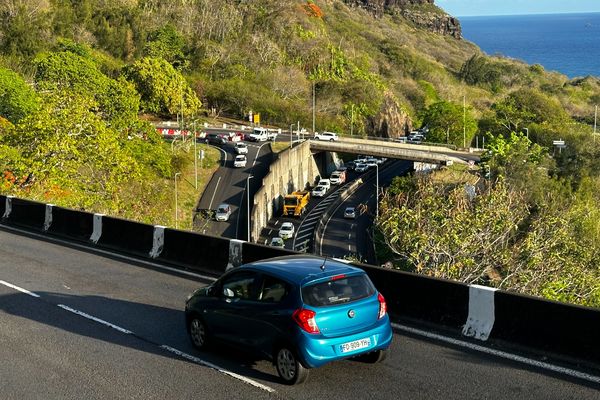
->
[0,0,598,306]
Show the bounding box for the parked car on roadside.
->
[184,255,392,385]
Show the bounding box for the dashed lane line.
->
[0,279,277,394]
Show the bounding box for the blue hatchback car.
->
[185,255,393,384]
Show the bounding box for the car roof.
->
[281,222,293,228]
[239,255,364,285]
[217,203,229,208]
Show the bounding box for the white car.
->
[234,142,248,155]
[311,185,327,198]
[215,203,232,221]
[330,171,346,184]
[317,178,331,190]
[355,163,368,173]
[279,222,295,239]
[233,155,247,168]
[314,131,339,141]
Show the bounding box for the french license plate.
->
[340,338,371,353]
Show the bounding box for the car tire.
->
[356,349,389,364]
[275,346,309,385]
[188,315,209,350]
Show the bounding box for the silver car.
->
[215,204,232,221]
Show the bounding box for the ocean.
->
[460,13,600,79]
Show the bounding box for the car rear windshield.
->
[301,274,375,307]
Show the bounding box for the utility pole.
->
[247,175,254,242]
[463,95,466,149]
[193,119,198,189]
[312,81,316,134]
[350,104,354,136]
[594,105,598,144]
[174,172,181,229]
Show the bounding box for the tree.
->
[34,48,140,129]
[123,57,201,117]
[0,66,40,123]
[419,101,477,147]
[492,88,568,133]
[2,91,139,209]
[144,24,188,70]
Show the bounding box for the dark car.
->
[185,255,392,385]
[205,133,227,145]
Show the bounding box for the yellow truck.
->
[283,191,311,216]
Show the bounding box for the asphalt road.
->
[194,140,272,240]
[1,229,597,399]
[320,160,413,264]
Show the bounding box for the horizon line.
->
[455,10,600,18]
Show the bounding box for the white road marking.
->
[0,280,40,297]
[161,345,275,393]
[208,176,222,211]
[0,279,277,393]
[391,323,600,385]
[57,304,133,334]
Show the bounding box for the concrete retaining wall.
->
[251,141,320,241]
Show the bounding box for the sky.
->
[436,0,600,17]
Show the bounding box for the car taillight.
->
[293,308,320,334]
[377,293,387,319]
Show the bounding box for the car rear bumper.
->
[296,317,393,368]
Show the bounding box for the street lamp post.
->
[174,172,181,229]
[247,174,254,242]
[193,120,198,189]
[375,164,379,219]
[524,127,529,140]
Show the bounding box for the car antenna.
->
[320,256,327,271]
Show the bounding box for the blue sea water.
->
[460,13,600,78]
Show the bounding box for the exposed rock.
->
[367,91,412,138]
[343,0,462,39]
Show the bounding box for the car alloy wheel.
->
[275,347,308,385]
[189,317,208,350]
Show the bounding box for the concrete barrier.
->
[492,291,600,368]
[96,216,155,258]
[156,228,231,275]
[1,197,46,231]
[360,263,470,329]
[46,206,94,243]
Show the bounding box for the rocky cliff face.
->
[343,0,462,39]
[367,91,413,138]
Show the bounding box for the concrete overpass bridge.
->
[309,137,482,165]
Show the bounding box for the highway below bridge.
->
[1,228,597,399]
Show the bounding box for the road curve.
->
[0,228,597,399]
